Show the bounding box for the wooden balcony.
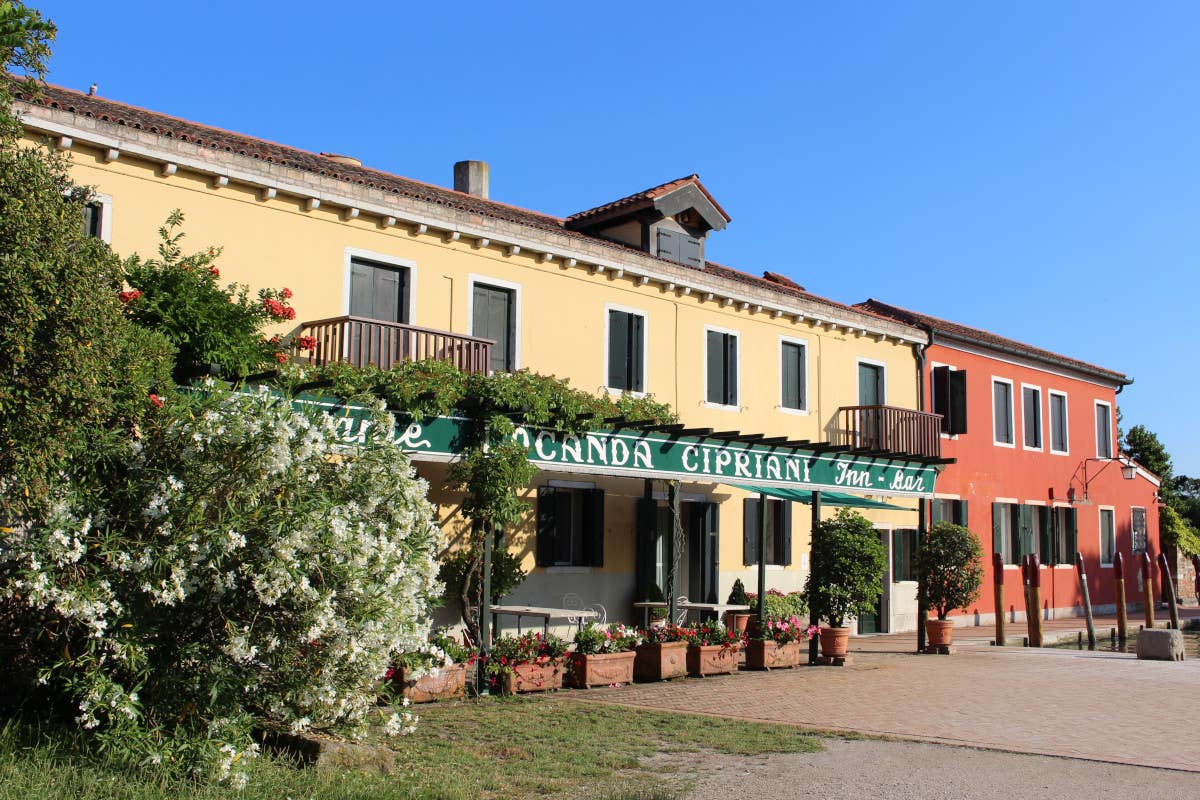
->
[837,405,943,460]
[297,316,493,374]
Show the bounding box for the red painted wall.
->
[926,343,1161,621]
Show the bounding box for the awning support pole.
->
[808,491,822,664]
[757,492,768,631]
[916,500,927,653]
[478,519,492,693]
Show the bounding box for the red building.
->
[858,300,1162,628]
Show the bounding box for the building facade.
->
[859,300,1162,626]
[14,82,948,633]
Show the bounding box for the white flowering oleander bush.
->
[0,385,441,783]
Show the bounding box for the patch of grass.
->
[0,697,821,800]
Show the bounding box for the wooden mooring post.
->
[1028,553,1043,647]
[1158,552,1180,630]
[993,552,1005,646]
[1140,552,1155,630]
[1075,551,1096,649]
[1113,552,1127,642]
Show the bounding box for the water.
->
[1047,626,1200,655]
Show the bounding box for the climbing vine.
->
[273,358,676,645]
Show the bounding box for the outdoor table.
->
[489,604,598,639]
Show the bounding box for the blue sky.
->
[35,1,1199,475]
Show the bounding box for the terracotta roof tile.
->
[855,299,1129,383]
[566,174,732,225]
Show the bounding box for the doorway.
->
[857,528,889,634]
[639,499,719,606]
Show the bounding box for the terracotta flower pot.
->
[566,650,636,688]
[396,663,466,703]
[685,643,739,677]
[819,626,850,660]
[744,639,803,670]
[634,641,688,682]
[503,657,564,694]
[723,612,752,636]
[925,618,955,648]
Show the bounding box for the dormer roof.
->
[565,174,730,233]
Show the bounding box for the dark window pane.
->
[608,310,630,389]
[1096,405,1112,458]
[1023,387,1041,448]
[707,331,736,405]
[993,382,1013,443]
[858,363,883,405]
[781,342,804,409]
[473,284,514,372]
[1050,394,1068,452]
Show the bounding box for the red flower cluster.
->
[274,351,289,364]
[295,335,318,351]
[208,266,220,277]
[149,394,164,408]
[281,287,293,299]
[118,289,142,303]
[262,298,296,320]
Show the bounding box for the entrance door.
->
[857,529,888,634]
[636,500,718,610]
[472,283,515,373]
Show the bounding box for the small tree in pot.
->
[802,509,886,662]
[915,521,984,651]
[724,578,751,635]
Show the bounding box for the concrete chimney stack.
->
[454,160,489,199]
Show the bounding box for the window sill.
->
[1049,450,1071,457]
[1099,563,1114,569]
[1002,564,1019,570]
[604,387,646,399]
[777,406,810,416]
[543,566,594,574]
[703,401,742,412]
[993,440,1016,449]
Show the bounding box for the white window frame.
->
[703,324,741,411]
[778,334,810,415]
[1048,390,1070,456]
[995,499,1017,567]
[342,247,418,323]
[603,303,648,397]
[1097,506,1116,568]
[1094,400,1114,459]
[467,273,523,371]
[856,357,888,405]
[1020,383,1044,452]
[86,192,113,244]
[991,377,1016,448]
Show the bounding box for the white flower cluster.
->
[1,386,442,781]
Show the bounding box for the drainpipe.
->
[913,325,933,653]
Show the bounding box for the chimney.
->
[454,160,489,199]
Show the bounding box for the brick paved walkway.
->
[568,613,1199,772]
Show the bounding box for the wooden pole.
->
[992,552,1006,646]
[917,499,928,654]
[1141,552,1155,629]
[1021,555,1033,645]
[1192,554,1200,606]
[1028,553,1043,647]
[1075,551,1095,649]
[1158,552,1180,630]
[1114,552,1127,642]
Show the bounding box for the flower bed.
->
[744,616,818,670]
[567,623,641,688]
[485,632,569,694]
[634,624,689,682]
[681,621,740,677]
[386,629,475,703]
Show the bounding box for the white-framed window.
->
[1130,506,1147,554]
[778,335,809,413]
[1021,384,1043,451]
[930,362,967,436]
[992,377,1015,447]
[1095,401,1113,459]
[1098,507,1116,567]
[344,248,417,324]
[468,274,522,373]
[993,501,1020,565]
[82,192,113,244]
[605,304,647,394]
[1049,390,1070,455]
[704,325,740,409]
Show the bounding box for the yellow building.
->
[14,82,946,635]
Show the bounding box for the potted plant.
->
[485,631,569,694]
[916,521,984,652]
[385,629,474,703]
[645,582,669,628]
[634,623,689,681]
[747,589,808,628]
[723,579,752,635]
[802,509,887,664]
[681,620,741,677]
[744,616,819,670]
[567,622,642,688]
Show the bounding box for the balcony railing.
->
[297,316,493,374]
[837,405,943,459]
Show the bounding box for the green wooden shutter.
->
[629,314,644,392]
[656,228,680,262]
[780,501,793,566]
[682,235,703,268]
[953,499,969,527]
[743,498,760,566]
[892,529,905,580]
[635,497,657,600]
[608,310,628,389]
[725,334,738,406]
[1037,508,1052,565]
[1065,508,1077,564]
[948,369,968,434]
[536,487,556,567]
[1018,505,1033,558]
[585,489,605,567]
[706,331,724,404]
[930,500,945,524]
[992,503,1004,556]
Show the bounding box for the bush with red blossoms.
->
[122,210,301,381]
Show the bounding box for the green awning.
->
[731,484,914,511]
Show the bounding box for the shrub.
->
[121,211,298,382]
[726,578,749,606]
[388,628,474,685]
[1160,505,1200,557]
[915,522,984,620]
[573,622,642,655]
[802,509,887,628]
[747,588,808,621]
[0,386,441,783]
[437,545,526,609]
[680,621,739,649]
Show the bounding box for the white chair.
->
[587,603,607,625]
[562,592,585,625]
[675,596,689,625]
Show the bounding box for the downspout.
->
[913,325,933,653]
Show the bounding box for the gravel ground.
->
[678,738,1196,800]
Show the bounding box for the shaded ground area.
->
[679,738,1199,800]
